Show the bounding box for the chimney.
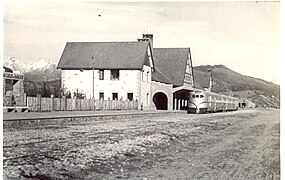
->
[142,34,153,49]
[138,34,154,51]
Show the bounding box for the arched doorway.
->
[153,92,168,110]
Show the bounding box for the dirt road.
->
[3,109,280,179]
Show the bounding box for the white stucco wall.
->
[139,65,152,110]
[62,69,141,100]
[151,81,173,110]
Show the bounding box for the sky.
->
[3,1,281,84]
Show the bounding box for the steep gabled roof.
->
[152,67,174,84]
[57,41,151,70]
[152,48,190,86]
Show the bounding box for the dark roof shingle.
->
[57,41,150,70]
[152,48,190,86]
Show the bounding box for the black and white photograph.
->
[2,1,281,179]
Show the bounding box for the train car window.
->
[192,95,195,98]
[200,95,204,98]
[196,95,199,98]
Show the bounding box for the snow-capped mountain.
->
[4,57,57,73]
[3,57,61,82]
[29,59,57,71]
[4,57,29,73]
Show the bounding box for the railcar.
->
[187,90,239,114]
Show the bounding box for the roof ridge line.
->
[66,41,147,43]
[154,47,190,49]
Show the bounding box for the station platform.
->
[3,110,186,121]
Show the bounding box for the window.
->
[112,93,118,100]
[99,70,104,80]
[111,70,119,80]
[192,95,195,98]
[99,92,104,100]
[195,95,199,98]
[200,95,204,98]
[127,93,133,101]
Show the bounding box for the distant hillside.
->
[23,60,61,97]
[193,65,280,108]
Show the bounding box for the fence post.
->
[51,95,54,111]
[36,94,41,112]
[23,93,27,106]
[126,100,129,110]
[75,98,78,111]
[77,98,80,111]
[135,100,138,110]
[74,98,77,111]
[107,98,110,110]
[62,96,66,111]
[59,96,61,111]
[103,100,106,110]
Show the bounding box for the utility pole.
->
[92,68,95,99]
[208,69,213,92]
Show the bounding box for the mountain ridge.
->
[4,57,61,82]
[4,57,58,73]
[193,65,280,108]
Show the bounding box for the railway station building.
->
[57,34,195,110]
[3,66,26,106]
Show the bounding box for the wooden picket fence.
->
[26,95,138,112]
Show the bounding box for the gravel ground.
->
[3,109,280,179]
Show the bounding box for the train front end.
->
[187,91,209,114]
